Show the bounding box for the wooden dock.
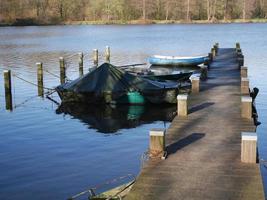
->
[125,48,265,200]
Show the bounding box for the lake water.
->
[0,24,267,199]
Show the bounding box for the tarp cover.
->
[58,63,178,96]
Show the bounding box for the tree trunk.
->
[207,0,210,21]
[186,0,190,21]
[143,0,146,20]
[165,1,169,21]
[243,0,246,20]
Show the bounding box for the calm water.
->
[0,24,267,199]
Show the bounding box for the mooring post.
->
[236,42,241,50]
[59,57,66,84]
[200,65,208,80]
[240,66,248,78]
[241,132,257,163]
[191,77,200,94]
[214,43,219,54]
[241,96,252,119]
[105,46,110,63]
[4,70,13,111]
[36,62,44,97]
[149,128,166,158]
[78,52,83,77]
[177,94,188,117]
[211,48,216,58]
[93,49,98,66]
[241,77,250,95]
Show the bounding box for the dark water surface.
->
[0,24,267,199]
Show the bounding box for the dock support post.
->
[241,96,252,119]
[36,62,44,97]
[4,70,13,111]
[208,52,213,62]
[93,49,98,66]
[59,57,66,84]
[236,42,240,50]
[214,43,219,54]
[191,77,200,94]
[78,52,83,77]
[149,129,166,158]
[241,66,248,78]
[241,77,250,95]
[241,132,257,163]
[177,94,188,117]
[200,65,208,80]
[211,48,216,58]
[105,46,110,63]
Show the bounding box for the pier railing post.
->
[241,77,250,95]
[241,96,252,119]
[214,43,219,54]
[105,46,110,63]
[93,49,98,66]
[36,62,44,97]
[240,66,248,78]
[241,132,257,163]
[191,77,200,94]
[177,94,188,117]
[149,129,165,158]
[4,70,13,111]
[78,52,83,77]
[59,57,66,84]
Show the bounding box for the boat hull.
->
[56,89,179,105]
[149,56,208,66]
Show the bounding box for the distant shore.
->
[1,18,267,27]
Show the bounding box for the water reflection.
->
[56,103,176,133]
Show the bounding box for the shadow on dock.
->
[166,133,205,155]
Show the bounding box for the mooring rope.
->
[14,95,40,109]
[68,173,135,200]
[12,73,55,91]
[44,69,61,79]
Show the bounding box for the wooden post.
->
[105,46,110,63]
[241,132,257,163]
[59,57,66,84]
[236,42,240,50]
[200,65,208,80]
[191,77,200,94]
[241,96,252,119]
[241,77,249,95]
[208,52,213,62]
[93,49,98,66]
[4,70,13,111]
[36,62,44,97]
[78,52,83,77]
[211,48,216,58]
[177,94,188,117]
[149,129,165,157]
[240,66,248,78]
[214,43,219,54]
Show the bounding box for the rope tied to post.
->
[12,73,55,91]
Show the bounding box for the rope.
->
[12,73,54,91]
[14,95,39,109]
[44,69,61,79]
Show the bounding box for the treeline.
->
[0,0,267,25]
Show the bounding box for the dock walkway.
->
[125,48,264,200]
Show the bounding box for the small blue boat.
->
[149,55,209,66]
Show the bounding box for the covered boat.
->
[149,55,209,66]
[141,71,193,82]
[56,63,180,105]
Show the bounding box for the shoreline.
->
[1,18,267,27]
